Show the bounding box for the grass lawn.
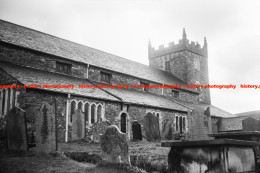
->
[0,152,129,173]
[0,141,170,173]
[58,141,170,172]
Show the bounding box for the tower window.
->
[56,61,72,74]
[165,61,170,71]
[172,90,179,99]
[101,72,112,84]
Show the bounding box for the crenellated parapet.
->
[148,29,208,59]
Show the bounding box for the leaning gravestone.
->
[132,121,142,141]
[92,121,111,142]
[144,112,161,142]
[7,107,28,151]
[162,119,173,140]
[36,102,57,153]
[72,109,85,141]
[100,125,130,165]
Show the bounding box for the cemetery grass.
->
[0,151,130,173]
[59,140,170,172]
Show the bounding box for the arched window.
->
[97,105,102,122]
[78,102,83,111]
[183,117,186,132]
[70,100,76,122]
[84,103,89,123]
[91,104,96,124]
[121,113,127,133]
[176,116,179,132]
[179,116,183,133]
[175,115,187,133]
[1,90,5,116]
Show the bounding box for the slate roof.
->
[0,62,188,112]
[100,87,188,112]
[217,110,260,132]
[0,63,120,101]
[171,99,234,118]
[235,110,260,118]
[0,20,196,92]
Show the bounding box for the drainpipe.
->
[65,94,71,142]
[86,64,89,79]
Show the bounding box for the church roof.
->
[0,20,195,93]
[171,99,234,118]
[100,87,188,112]
[235,110,260,118]
[217,110,260,132]
[0,63,120,101]
[0,62,188,112]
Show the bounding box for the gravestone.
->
[92,121,111,142]
[162,119,173,140]
[132,121,142,141]
[6,107,28,151]
[100,125,130,165]
[242,117,260,131]
[36,102,57,153]
[143,112,161,142]
[72,109,85,141]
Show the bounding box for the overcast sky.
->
[0,0,259,114]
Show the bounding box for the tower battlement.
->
[149,29,207,59]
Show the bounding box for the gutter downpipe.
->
[65,94,71,142]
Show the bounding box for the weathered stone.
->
[6,107,27,151]
[92,120,111,142]
[162,119,173,140]
[36,102,57,153]
[132,121,142,141]
[72,109,85,141]
[100,125,130,165]
[143,112,161,142]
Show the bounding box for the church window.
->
[1,90,5,117]
[70,100,76,122]
[101,72,111,84]
[84,103,89,122]
[56,61,72,75]
[91,104,96,124]
[78,102,83,111]
[175,115,187,133]
[165,61,170,71]
[97,104,102,122]
[140,81,149,92]
[172,90,179,99]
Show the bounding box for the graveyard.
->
[0,140,169,173]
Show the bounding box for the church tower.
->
[148,29,211,104]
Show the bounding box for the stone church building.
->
[0,20,234,145]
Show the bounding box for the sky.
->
[0,0,259,114]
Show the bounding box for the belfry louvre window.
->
[101,72,112,84]
[165,61,170,71]
[56,61,72,74]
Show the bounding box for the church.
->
[0,19,236,146]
